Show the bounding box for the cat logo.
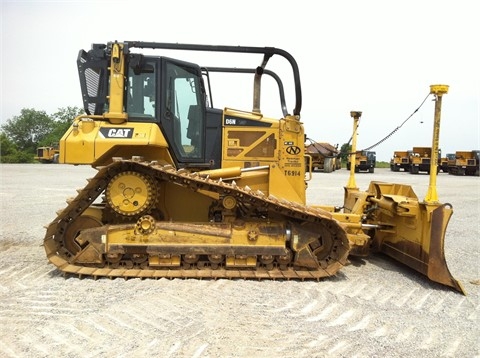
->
[99,128,134,138]
[286,146,301,155]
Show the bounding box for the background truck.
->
[448,150,480,176]
[440,153,455,173]
[347,150,376,173]
[409,146,440,174]
[390,150,411,172]
[34,143,59,163]
[305,141,340,172]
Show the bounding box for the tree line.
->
[0,107,83,163]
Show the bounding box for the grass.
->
[376,161,390,168]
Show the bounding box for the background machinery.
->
[390,150,411,172]
[43,41,464,294]
[448,150,480,176]
[346,150,376,173]
[409,146,441,174]
[34,143,59,163]
[305,141,340,172]
[440,153,455,173]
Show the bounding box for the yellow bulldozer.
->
[34,143,59,163]
[43,41,464,294]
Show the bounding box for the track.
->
[43,160,350,279]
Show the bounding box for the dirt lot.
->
[0,164,478,357]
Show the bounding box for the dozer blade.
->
[367,182,465,294]
[427,205,465,293]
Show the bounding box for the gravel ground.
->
[0,164,478,358]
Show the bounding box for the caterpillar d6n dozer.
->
[43,41,464,294]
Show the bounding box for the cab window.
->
[126,60,156,120]
[164,60,205,160]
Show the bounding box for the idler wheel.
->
[63,215,102,255]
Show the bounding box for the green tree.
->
[1,108,54,153]
[1,106,83,163]
[39,106,84,146]
[0,132,33,163]
[339,143,352,162]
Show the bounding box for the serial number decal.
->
[284,141,294,146]
[99,128,134,138]
[284,170,301,176]
[284,162,301,167]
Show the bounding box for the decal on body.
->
[99,128,134,138]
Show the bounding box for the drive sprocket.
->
[106,170,156,217]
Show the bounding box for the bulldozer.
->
[43,41,464,294]
[34,143,59,163]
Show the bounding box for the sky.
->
[1,0,479,161]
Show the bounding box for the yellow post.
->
[106,42,128,124]
[346,111,362,189]
[424,84,449,203]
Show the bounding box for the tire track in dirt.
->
[275,267,475,358]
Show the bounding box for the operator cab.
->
[126,54,222,169]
